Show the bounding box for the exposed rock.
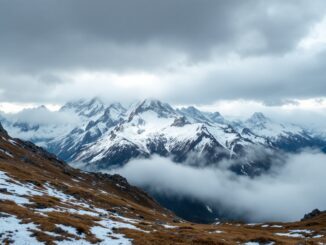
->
[0,123,8,136]
[171,116,190,127]
[301,209,322,221]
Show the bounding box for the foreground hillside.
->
[0,123,326,244]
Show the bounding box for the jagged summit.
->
[61,97,104,111]
[96,102,126,125]
[37,105,48,110]
[61,97,106,119]
[129,98,177,119]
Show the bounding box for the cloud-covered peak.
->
[248,112,269,123]
[61,97,105,118]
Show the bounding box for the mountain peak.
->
[141,98,171,109]
[62,97,103,109]
[248,112,268,122]
[179,106,202,115]
[61,97,105,118]
[38,105,48,110]
[130,99,176,118]
[99,102,126,122]
[246,112,270,130]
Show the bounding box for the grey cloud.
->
[37,73,65,85]
[4,106,79,125]
[1,0,326,106]
[113,152,326,222]
[0,0,325,73]
[164,49,326,105]
[4,48,326,105]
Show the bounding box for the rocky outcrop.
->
[301,209,324,221]
[0,122,8,136]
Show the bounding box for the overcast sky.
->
[1,0,326,120]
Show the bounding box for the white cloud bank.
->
[113,151,326,222]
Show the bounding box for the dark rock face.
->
[171,116,190,127]
[0,123,8,136]
[146,137,169,156]
[241,127,253,135]
[301,209,323,221]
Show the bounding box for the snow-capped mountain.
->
[70,98,254,172]
[233,112,325,152]
[1,98,325,175]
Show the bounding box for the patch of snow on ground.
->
[313,235,324,239]
[274,232,304,238]
[246,223,261,226]
[208,230,224,234]
[270,225,283,228]
[275,229,314,239]
[56,224,82,238]
[162,224,177,229]
[289,229,312,234]
[90,225,132,245]
[243,243,275,245]
[0,213,42,244]
[0,148,14,158]
[0,170,42,204]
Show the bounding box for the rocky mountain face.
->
[1,98,325,175]
[1,123,326,244]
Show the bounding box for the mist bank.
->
[110,150,326,223]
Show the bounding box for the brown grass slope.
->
[0,123,325,245]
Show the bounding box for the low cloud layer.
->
[113,152,326,222]
[3,106,78,125]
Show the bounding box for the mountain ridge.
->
[1,98,326,175]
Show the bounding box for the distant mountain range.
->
[1,97,326,222]
[1,97,325,176]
